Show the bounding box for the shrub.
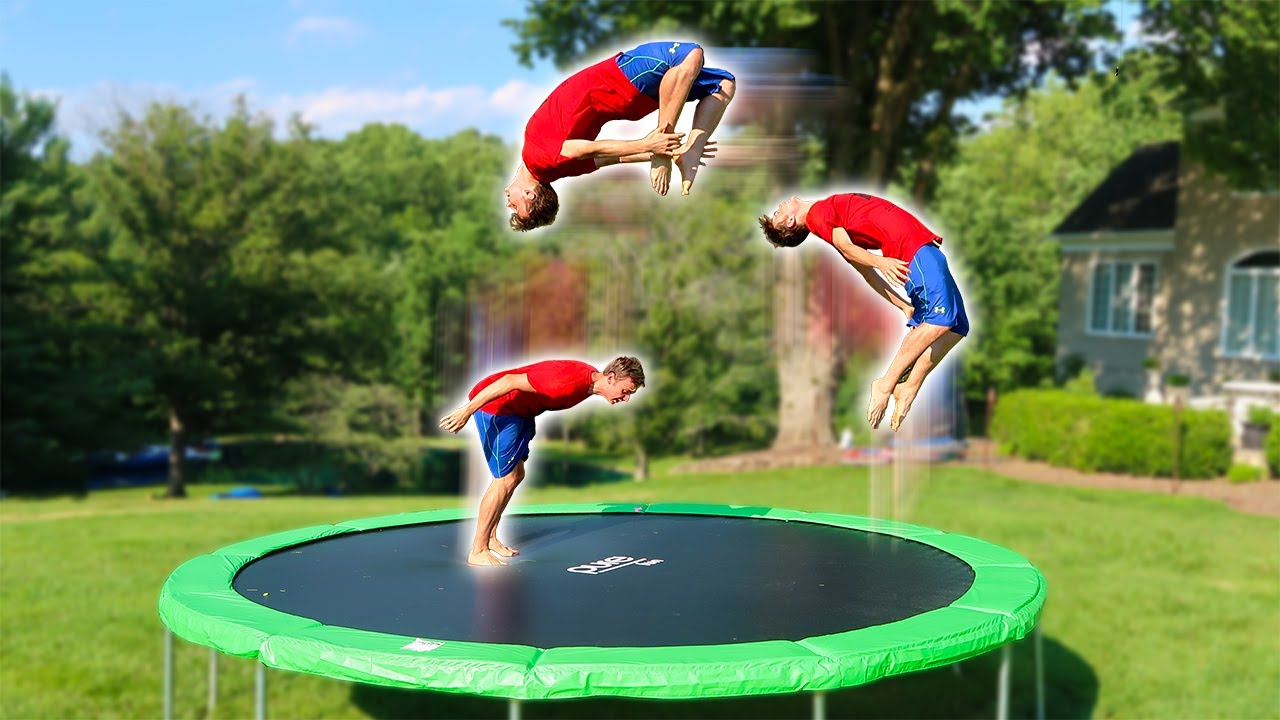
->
[1266,422,1280,479]
[1246,405,1274,427]
[992,390,1232,478]
[1227,464,1263,484]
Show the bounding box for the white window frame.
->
[1219,249,1280,361]
[1086,258,1160,339]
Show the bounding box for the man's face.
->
[770,196,803,228]
[505,176,535,220]
[601,373,639,405]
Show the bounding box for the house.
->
[1052,141,1279,446]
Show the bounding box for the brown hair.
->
[758,214,810,248]
[602,356,645,388]
[509,183,559,231]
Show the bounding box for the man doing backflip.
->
[506,41,736,231]
[759,193,968,432]
[439,357,645,565]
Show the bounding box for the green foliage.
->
[279,376,415,439]
[992,390,1232,478]
[207,437,461,494]
[318,126,514,415]
[1142,0,1280,190]
[0,76,150,492]
[1246,405,1274,427]
[505,0,1113,191]
[89,99,392,494]
[932,60,1182,399]
[1226,464,1263,484]
[568,170,778,458]
[1063,367,1098,396]
[1266,421,1280,479]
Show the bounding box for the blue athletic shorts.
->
[904,243,969,337]
[473,411,535,479]
[616,41,735,101]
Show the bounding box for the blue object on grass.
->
[212,487,263,500]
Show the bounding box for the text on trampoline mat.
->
[566,555,665,575]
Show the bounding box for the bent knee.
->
[717,78,736,101]
[680,46,705,72]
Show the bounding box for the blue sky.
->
[1,1,1135,157]
[0,0,565,154]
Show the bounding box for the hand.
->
[643,128,684,156]
[438,407,473,434]
[875,256,909,285]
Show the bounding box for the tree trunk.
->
[166,405,188,498]
[771,250,837,449]
[634,445,649,481]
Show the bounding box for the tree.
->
[1141,0,1280,190]
[506,0,1114,449]
[91,100,376,497]
[319,126,514,427]
[0,75,146,492]
[930,58,1182,400]
[563,170,778,473]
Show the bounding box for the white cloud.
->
[40,77,560,159]
[286,16,367,48]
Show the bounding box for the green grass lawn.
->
[2,457,1277,719]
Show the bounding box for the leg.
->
[675,77,734,194]
[469,461,525,566]
[650,46,705,195]
[488,462,524,557]
[890,330,962,431]
[868,322,951,429]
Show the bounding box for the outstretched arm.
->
[439,373,536,433]
[594,152,655,168]
[831,228,913,317]
[561,128,683,160]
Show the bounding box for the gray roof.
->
[1053,142,1179,235]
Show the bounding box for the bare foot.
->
[488,538,518,557]
[891,384,919,432]
[467,550,507,567]
[673,150,703,195]
[650,155,672,196]
[867,377,894,429]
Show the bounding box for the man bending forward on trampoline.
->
[506,41,736,231]
[759,193,968,432]
[439,357,645,565]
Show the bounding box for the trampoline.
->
[159,502,1047,717]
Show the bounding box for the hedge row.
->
[991,390,1232,479]
[1266,414,1280,478]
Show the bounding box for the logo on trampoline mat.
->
[567,555,664,575]
[401,639,443,652]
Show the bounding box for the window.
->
[1089,260,1158,337]
[1222,249,1280,360]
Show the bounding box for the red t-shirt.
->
[806,193,942,262]
[522,55,660,184]
[470,360,597,417]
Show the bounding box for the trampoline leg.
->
[996,644,1012,720]
[812,691,826,720]
[255,662,267,720]
[1035,625,1045,720]
[208,649,218,716]
[508,699,521,720]
[163,628,173,720]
